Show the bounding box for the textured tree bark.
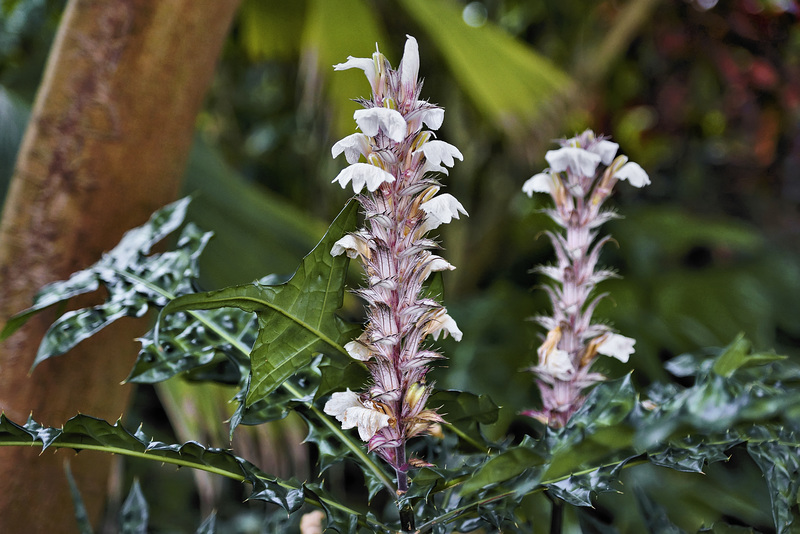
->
[0,0,241,530]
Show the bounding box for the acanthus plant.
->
[322,35,466,495]
[522,130,650,427]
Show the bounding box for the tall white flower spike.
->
[327,36,465,498]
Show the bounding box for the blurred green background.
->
[2,0,799,531]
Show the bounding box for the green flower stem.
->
[112,267,395,494]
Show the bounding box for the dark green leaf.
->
[633,486,686,534]
[458,444,545,496]
[120,480,148,534]
[162,200,360,404]
[746,428,800,534]
[64,462,94,534]
[546,455,635,507]
[0,413,303,512]
[649,434,738,473]
[129,306,257,384]
[431,390,500,448]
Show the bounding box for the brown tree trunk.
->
[0,0,240,531]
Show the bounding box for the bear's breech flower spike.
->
[522,130,648,427]
[324,35,465,496]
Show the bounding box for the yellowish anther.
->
[367,153,385,170]
[411,131,432,152]
[580,335,602,368]
[420,185,440,203]
[538,326,562,363]
[404,382,427,411]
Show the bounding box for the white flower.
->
[419,107,444,130]
[399,35,419,96]
[522,172,554,196]
[421,252,455,279]
[590,140,619,165]
[418,141,463,175]
[331,232,370,259]
[333,56,377,88]
[419,193,468,232]
[344,340,372,361]
[332,163,395,193]
[614,162,650,188]
[354,107,407,143]
[426,311,463,342]
[545,147,601,176]
[541,349,574,381]
[596,332,635,363]
[332,133,370,164]
[323,389,391,442]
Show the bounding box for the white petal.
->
[614,162,650,188]
[596,333,635,363]
[344,340,372,361]
[522,173,553,196]
[545,147,601,176]
[323,389,391,442]
[331,233,369,259]
[332,163,395,194]
[420,193,468,232]
[399,35,419,92]
[541,349,574,381]
[419,140,463,169]
[332,133,370,164]
[323,389,361,421]
[333,56,377,88]
[590,140,619,165]
[429,312,463,342]
[420,252,456,280]
[419,106,444,130]
[354,108,407,142]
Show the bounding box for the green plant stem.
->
[112,267,396,494]
[1,437,393,532]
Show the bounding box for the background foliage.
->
[1,0,799,532]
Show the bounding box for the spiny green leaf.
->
[129,306,257,384]
[120,480,148,534]
[648,434,738,473]
[162,200,360,405]
[0,413,302,512]
[746,427,800,534]
[0,197,214,372]
[546,455,635,507]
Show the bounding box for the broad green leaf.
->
[162,201,360,404]
[648,434,738,473]
[458,444,545,496]
[399,0,572,133]
[120,480,148,534]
